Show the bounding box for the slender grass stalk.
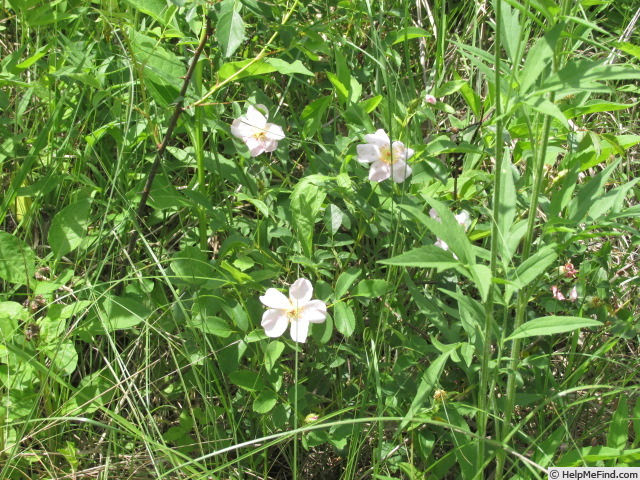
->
[192,59,208,251]
[293,347,299,479]
[477,0,505,473]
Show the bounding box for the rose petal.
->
[231,117,252,139]
[364,129,390,147]
[404,147,415,160]
[265,123,285,140]
[247,138,266,157]
[262,138,279,153]
[289,278,313,306]
[369,160,391,182]
[356,144,381,163]
[434,238,449,251]
[300,300,327,323]
[289,318,310,343]
[246,105,268,128]
[261,309,289,338]
[260,288,291,309]
[455,210,471,229]
[391,160,412,183]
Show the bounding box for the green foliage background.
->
[1,0,639,478]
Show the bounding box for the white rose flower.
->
[231,104,285,156]
[259,278,327,343]
[356,129,414,183]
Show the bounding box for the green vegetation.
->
[1,0,639,478]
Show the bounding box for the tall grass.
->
[1,0,639,478]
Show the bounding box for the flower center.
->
[285,304,303,321]
[379,144,402,165]
[253,130,268,141]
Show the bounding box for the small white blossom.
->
[231,104,285,156]
[259,278,327,343]
[356,129,414,183]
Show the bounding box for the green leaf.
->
[334,268,361,300]
[265,58,313,76]
[265,340,285,374]
[189,316,232,338]
[0,302,27,340]
[379,246,460,272]
[48,198,92,259]
[290,176,327,258]
[353,279,389,298]
[253,390,277,414]
[386,27,431,45]
[505,316,602,341]
[91,295,151,333]
[0,231,36,285]
[217,57,313,82]
[61,370,116,416]
[468,264,491,302]
[229,369,264,392]
[496,151,516,262]
[401,345,457,430]
[324,203,344,235]
[333,301,355,337]
[130,31,183,106]
[541,60,640,95]
[217,58,276,82]
[520,23,562,93]
[522,95,569,131]
[568,159,621,222]
[170,246,218,287]
[510,244,558,290]
[607,396,629,451]
[301,96,332,138]
[563,99,638,119]
[43,342,78,376]
[326,71,348,104]
[216,2,246,58]
[122,0,174,27]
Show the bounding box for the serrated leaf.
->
[0,231,36,285]
[48,198,92,259]
[216,5,245,57]
[333,301,355,337]
[505,316,602,341]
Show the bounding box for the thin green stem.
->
[477,0,505,474]
[293,347,299,479]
